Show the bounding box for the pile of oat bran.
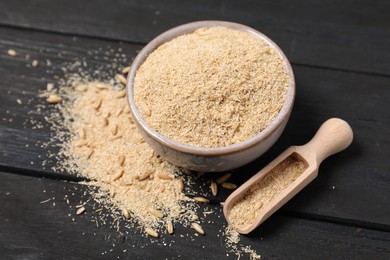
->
[47,79,200,236]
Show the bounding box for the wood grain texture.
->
[0,26,139,173]
[0,2,389,258]
[1,172,389,259]
[0,25,389,230]
[0,26,389,231]
[0,0,389,76]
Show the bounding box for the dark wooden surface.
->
[0,1,389,259]
[1,0,389,75]
[1,173,389,259]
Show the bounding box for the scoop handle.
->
[303,118,353,163]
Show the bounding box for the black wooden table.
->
[0,1,389,259]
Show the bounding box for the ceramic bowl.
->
[127,21,295,172]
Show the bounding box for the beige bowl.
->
[127,21,295,172]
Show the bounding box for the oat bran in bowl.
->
[127,20,295,172]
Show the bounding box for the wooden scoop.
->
[223,118,353,234]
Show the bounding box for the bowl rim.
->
[127,20,295,156]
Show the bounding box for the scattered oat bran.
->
[76,206,86,215]
[145,227,159,238]
[191,222,205,235]
[134,26,290,148]
[228,157,307,228]
[115,74,128,85]
[210,181,218,196]
[224,226,261,260]
[52,80,199,231]
[221,182,237,190]
[216,173,232,184]
[32,59,39,67]
[122,66,131,74]
[122,208,130,219]
[47,94,62,104]
[7,49,17,56]
[47,83,54,91]
[167,221,174,234]
[193,197,209,203]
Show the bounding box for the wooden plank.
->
[0,26,389,230]
[0,0,389,75]
[1,172,389,259]
[0,26,139,173]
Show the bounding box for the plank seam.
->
[0,23,389,78]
